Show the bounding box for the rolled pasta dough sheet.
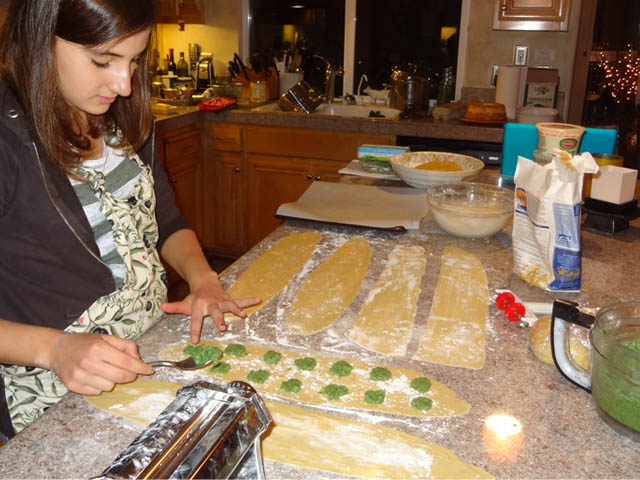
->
[286,237,371,335]
[413,246,489,369]
[85,380,491,480]
[346,245,426,356]
[225,231,322,317]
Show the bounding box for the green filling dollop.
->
[281,378,303,393]
[321,384,348,400]
[224,344,247,357]
[622,339,640,353]
[247,369,270,384]
[183,345,222,366]
[210,361,231,374]
[295,357,317,371]
[411,397,433,412]
[410,377,432,393]
[263,350,283,365]
[364,389,386,404]
[330,360,353,377]
[369,367,392,382]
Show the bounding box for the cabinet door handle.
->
[315,176,321,181]
[235,167,241,173]
[500,4,507,11]
[307,174,313,180]
[169,178,177,184]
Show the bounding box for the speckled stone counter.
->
[153,103,504,143]
[1,213,639,478]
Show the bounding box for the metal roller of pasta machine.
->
[95,380,273,479]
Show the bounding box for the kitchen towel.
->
[495,65,527,120]
[276,181,427,230]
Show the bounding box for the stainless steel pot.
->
[389,68,429,111]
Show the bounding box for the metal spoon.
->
[148,356,213,370]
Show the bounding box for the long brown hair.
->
[0,0,157,175]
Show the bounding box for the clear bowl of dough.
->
[390,151,484,188]
[426,182,513,238]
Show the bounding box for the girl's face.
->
[54,28,151,117]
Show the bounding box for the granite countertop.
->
[1,213,639,478]
[153,103,504,143]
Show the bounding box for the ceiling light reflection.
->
[482,413,523,464]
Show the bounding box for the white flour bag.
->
[512,150,599,292]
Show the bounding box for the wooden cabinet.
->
[493,0,571,31]
[202,122,394,253]
[156,0,204,24]
[204,124,247,258]
[246,155,343,246]
[155,125,203,240]
[154,123,203,285]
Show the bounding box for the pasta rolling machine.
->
[95,380,272,479]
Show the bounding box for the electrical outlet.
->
[490,65,499,86]
[514,45,529,66]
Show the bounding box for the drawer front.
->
[211,124,243,152]
[245,125,395,161]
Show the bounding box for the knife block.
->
[232,66,280,101]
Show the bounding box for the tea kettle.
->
[551,299,640,439]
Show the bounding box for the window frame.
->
[239,0,470,100]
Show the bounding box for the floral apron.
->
[2,152,167,433]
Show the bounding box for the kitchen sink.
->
[251,101,402,119]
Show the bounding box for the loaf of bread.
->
[463,102,506,122]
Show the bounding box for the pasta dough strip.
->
[413,246,489,369]
[346,245,426,356]
[286,237,371,335]
[85,380,491,480]
[226,231,322,317]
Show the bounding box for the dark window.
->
[249,0,462,97]
[354,0,461,92]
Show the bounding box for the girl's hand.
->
[161,271,260,343]
[48,332,154,395]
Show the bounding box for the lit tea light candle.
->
[482,413,523,463]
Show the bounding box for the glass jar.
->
[590,301,640,434]
[436,66,455,105]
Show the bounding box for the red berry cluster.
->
[495,292,526,322]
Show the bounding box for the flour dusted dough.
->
[346,245,426,356]
[262,399,492,479]
[226,231,322,317]
[85,380,491,480]
[160,341,469,417]
[529,315,591,369]
[286,237,371,335]
[413,246,489,369]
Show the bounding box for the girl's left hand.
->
[161,271,260,343]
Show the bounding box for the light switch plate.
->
[514,45,529,66]
[490,65,499,86]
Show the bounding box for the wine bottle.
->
[168,48,177,75]
[177,52,189,77]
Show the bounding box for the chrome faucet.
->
[313,55,343,104]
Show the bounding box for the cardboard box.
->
[358,144,409,174]
[523,68,559,108]
[590,165,638,204]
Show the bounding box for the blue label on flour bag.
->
[549,202,581,290]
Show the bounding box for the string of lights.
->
[598,45,640,104]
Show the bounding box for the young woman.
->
[0,0,259,441]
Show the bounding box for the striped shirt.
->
[69,143,142,289]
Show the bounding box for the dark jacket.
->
[0,80,190,438]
